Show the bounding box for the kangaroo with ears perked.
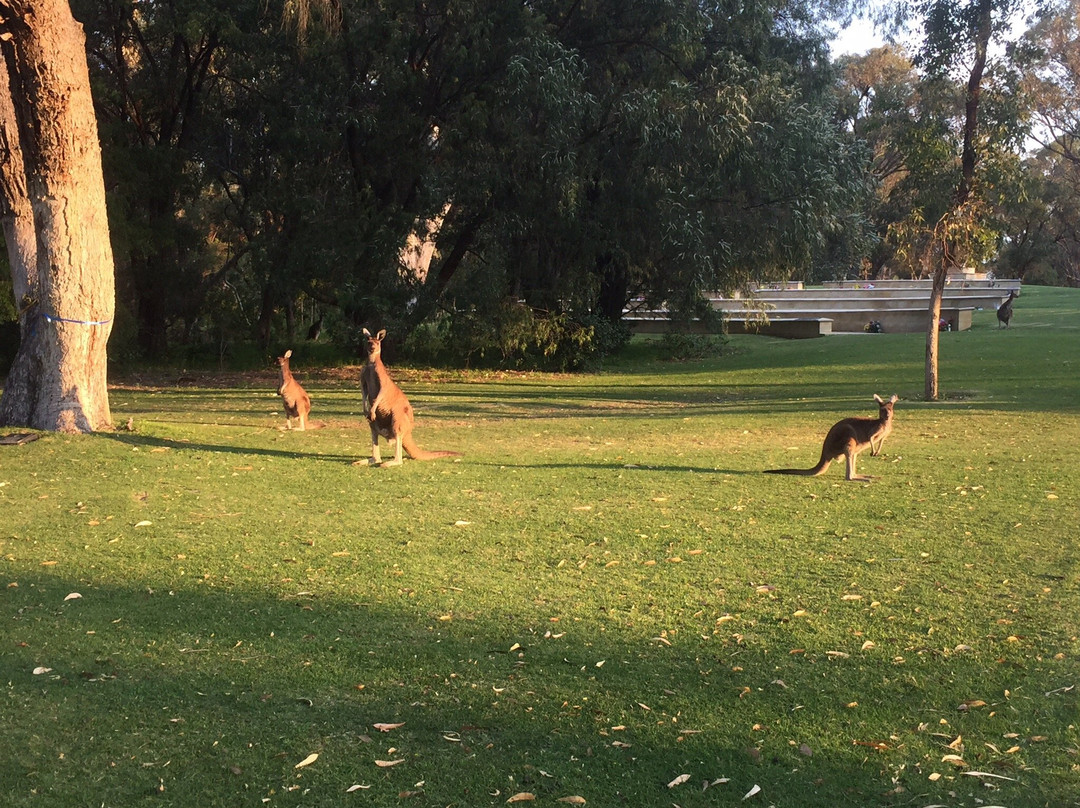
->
[997,289,1018,328]
[765,394,897,482]
[360,328,461,467]
[276,349,311,430]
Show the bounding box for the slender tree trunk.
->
[925,0,991,401]
[0,0,115,432]
[925,239,946,400]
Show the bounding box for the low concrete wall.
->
[625,315,832,338]
[819,307,973,333]
[725,294,1005,313]
[822,278,1021,292]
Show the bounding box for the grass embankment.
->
[1,286,1078,807]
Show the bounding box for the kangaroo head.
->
[873,394,898,416]
[362,328,387,360]
[276,349,292,367]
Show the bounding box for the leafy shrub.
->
[658,331,729,361]
[402,302,628,371]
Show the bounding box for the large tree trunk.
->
[0,0,115,432]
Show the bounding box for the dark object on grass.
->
[0,432,40,446]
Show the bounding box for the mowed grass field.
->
[1,285,1078,808]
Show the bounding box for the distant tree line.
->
[4,0,1080,371]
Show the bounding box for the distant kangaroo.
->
[765,394,897,482]
[276,349,311,430]
[997,290,1018,328]
[360,328,460,466]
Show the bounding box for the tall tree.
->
[893,0,1026,399]
[283,0,872,341]
[0,0,115,432]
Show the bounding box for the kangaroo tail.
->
[401,434,462,461]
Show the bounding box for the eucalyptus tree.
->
[0,0,115,432]
[875,0,1031,399]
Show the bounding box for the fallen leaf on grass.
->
[375,759,405,768]
[557,797,586,805]
[667,774,690,788]
[294,753,318,769]
[853,740,889,751]
[32,667,53,675]
[743,784,761,800]
[64,592,82,601]
[345,784,371,792]
[958,699,987,711]
[841,594,863,601]
[941,754,967,767]
[963,771,1019,782]
[798,743,813,757]
[135,520,152,528]
[506,793,535,803]
[374,722,405,732]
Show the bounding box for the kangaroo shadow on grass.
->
[101,429,364,464]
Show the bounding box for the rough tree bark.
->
[0,0,115,432]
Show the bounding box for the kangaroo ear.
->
[874,394,883,403]
[284,349,292,359]
[377,329,387,340]
[362,328,371,337]
[890,394,898,403]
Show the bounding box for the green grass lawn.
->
[2,286,1078,808]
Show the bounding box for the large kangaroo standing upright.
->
[765,394,897,482]
[360,328,460,467]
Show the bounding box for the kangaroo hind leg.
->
[380,430,405,467]
[368,421,383,466]
[844,440,870,482]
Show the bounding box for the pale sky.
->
[829,17,887,57]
